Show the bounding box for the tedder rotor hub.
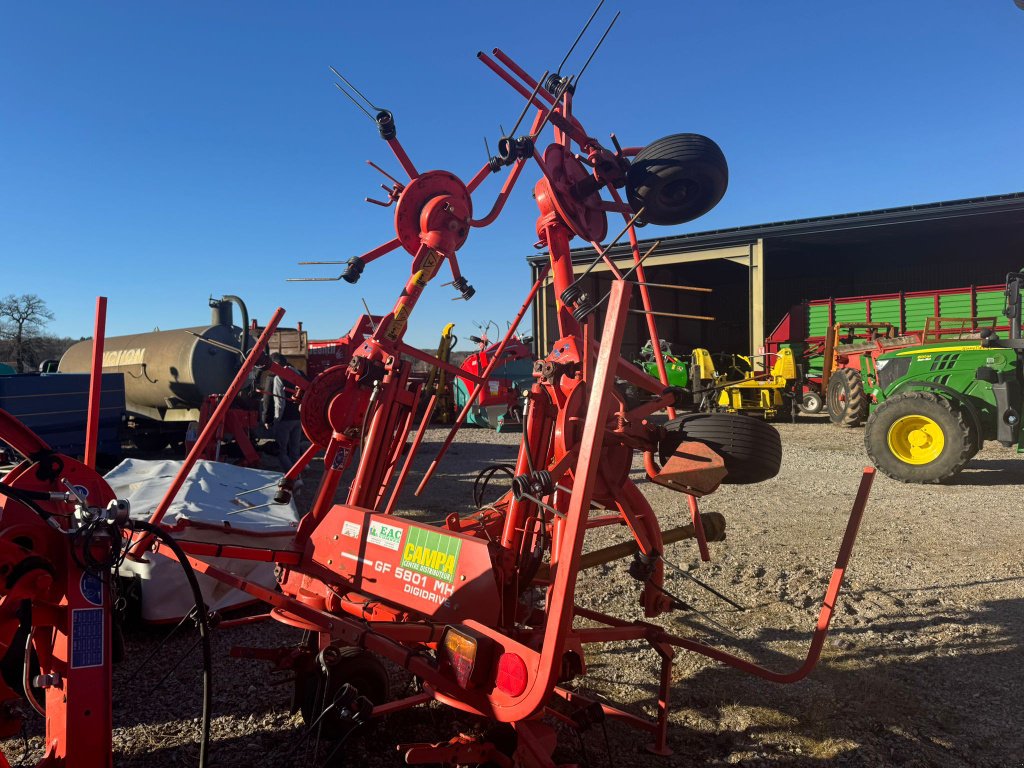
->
[394,171,473,255]
[299,365,353,446]
[534,144,608,243]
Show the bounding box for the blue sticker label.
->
[72,485,89,499]
[71,609,104,669]
[80,573,103,606]
[331,447,349,470]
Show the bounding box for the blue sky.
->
[2,2,1022,347]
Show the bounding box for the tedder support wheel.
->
[864,391,974,483]
[826,368,868,427]
[626,133,728,226]
[297,646,390,740]
[661,412,782,484]
[799,389,824,415]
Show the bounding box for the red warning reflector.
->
[495,652,529,697]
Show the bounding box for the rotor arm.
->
[487,48,594,146]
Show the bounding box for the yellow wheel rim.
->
[887,415,945,465]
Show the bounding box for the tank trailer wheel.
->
[661,412,782,484]
[296,646,390,741]
[626,133,728,226]
[826,368,868,427]
[799,389,824,415]
[864,391,973,483]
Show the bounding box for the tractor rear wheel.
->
[661,412,782,484]
[826,368,868,427]
[626,134,728,225]
[864,391,973,483]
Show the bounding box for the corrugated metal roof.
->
[526,191,1024,265]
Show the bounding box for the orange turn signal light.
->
[441,625,493,689]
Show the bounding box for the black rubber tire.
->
[864,391,973,484]
[799,390,824,415]
[298,646,390,740]
[826,368,868,427]
[965,417,982,459]
[661,412,782,484]
[626,134,728,226]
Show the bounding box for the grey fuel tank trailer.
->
[59,297,253,449]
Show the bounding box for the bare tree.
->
[0,294,55,372]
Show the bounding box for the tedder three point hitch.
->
[0,8,875,767]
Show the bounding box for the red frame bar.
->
[129,308,286,556]
[415,265,550,495]
[83,296,107,469]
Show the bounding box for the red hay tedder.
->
[0,9,873,767]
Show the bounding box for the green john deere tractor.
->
[862,271,1023,483]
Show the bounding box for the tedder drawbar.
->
[0,9,875,767]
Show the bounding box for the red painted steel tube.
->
[491,49,592,139]
[470,110,544,229]
[397,341,486,386]
[175,539,303,565]
[282,441,320,483]
[358,236,404,266]
[374,382,420,508]
[661,469,875,683]
[465,161,493,195]
[492,48,557,105]
[552,687,658,734]
[384,392,436,515]
[482,50,591,147]
[615,356,671,395]
[371,692,433,718]
[687,494,710,562]
[216,613,272,629]
[0,408,50,459]
[414,266,549,496]
[608,186,675,419]
[470,158,527,228]
[476,52,550,116]
[129,307,285,556]
[545,221,581,339]
[84,296,107,468]
[386,137,419,179]
[494,280,631,722]
[587,239,625,279]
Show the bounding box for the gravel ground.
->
[4,418,1022,766]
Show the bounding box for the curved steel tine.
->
[557,0,605,75]
[329,65,386,112]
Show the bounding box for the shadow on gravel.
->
[625,592,1024,766]
[948,458,1024,486]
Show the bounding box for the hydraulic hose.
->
[133,520,212,768]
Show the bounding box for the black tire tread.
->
[662,412,782,484]
[627,133,728,226]
[826,368,868,427]
[799,390,824,415]
[863,391,973,484]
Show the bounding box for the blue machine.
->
[0,373,125,458]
